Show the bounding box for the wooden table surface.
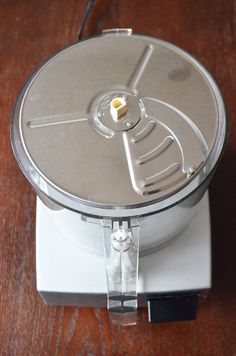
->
[0,0,236,355]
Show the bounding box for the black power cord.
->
[77,0,96,40]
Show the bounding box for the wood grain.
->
[0,0,236,355]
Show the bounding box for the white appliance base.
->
[36,193,211,308]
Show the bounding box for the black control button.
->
[148,293,198,323]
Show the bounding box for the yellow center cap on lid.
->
[110,97,128,122]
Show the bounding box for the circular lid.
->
[12,31,226,217]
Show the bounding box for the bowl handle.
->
[102,218,140,325]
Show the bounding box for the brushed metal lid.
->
[12,30,226,216]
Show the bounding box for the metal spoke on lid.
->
[27,113,88,128]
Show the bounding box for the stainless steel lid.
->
[12,30,226,217]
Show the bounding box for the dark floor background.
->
[0,0,235,355]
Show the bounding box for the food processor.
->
[11,29,227,325]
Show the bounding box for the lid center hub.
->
[90,90,141,137]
